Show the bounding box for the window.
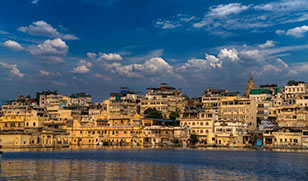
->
[33,122,36,126]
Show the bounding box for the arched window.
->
[33,122,36,126]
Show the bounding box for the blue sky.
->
[0,0,308,102]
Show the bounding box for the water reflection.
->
[0,159,258,180]
[0,149,308,180]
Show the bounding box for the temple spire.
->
[245,72,256,97]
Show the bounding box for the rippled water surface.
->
[0,148,308,180]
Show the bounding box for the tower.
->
[245,72,256,97]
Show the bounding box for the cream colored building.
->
[140,84,184,118]
[271,105,308,128]
[263,128,302,148]
[218,96,257,130]
[179,109,217,143]
[213,119,249,147]
[143,126,189,146]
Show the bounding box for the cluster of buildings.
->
[0,75,308,149]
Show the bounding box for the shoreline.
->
[1,145,308,153]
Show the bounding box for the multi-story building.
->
[0,109,69,148]
[212,119,249,147]
[179,108,217,143]
[271,105,308,128]
[283,81,308,105]
[201,88,240,109]
[69,114,144,146]
[142,118,189,146]
[140,83,184,118]
[103,88,142,119]
[263,128,303,148]
[249,88,274,130]
[218,96,257,130]
[296,94,308,107]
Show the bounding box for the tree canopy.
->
[144,108,163,119]
[169,111,179,120]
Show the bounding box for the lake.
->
[0,147,308,180]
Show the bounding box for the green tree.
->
[169,111,179,120]
[144,108,163,119]
[190,134,199,145]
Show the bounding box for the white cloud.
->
[276,25,308,38]
[39,69,61,76]
[31,0,39,4]
[39,69,50,76]
[239,49,265,63]
[94,73,112,80]
[178,15,195,22]
[155,14,195,30]
[155,20,181,29]
[126,49,164,62]
[286,25,308,38]
[52,80,66,86]
[276,29,285,35]
[208,3,250,17]
[262,44,308,55]
[104,57,174,78]
[28,38,68,63]
[97,52,122,61]
[3,40,24,51]
[29,38,68,55]
[18,20,78,40]
[218,48,239,62]
[72,65,90,74]
[193,3,250,28]
[258,40,277,48]
[87,52,97,59]
[254,0,308,12]
[157,1,308,35]
[72,60,92,74]
[180,53,222,72]
[0,61,24,78]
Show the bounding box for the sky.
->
[0,0,308,102]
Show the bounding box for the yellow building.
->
[69,114,143,146]
[263,128,302,148]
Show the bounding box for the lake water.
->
[0,147,308,180]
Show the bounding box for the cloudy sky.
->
[0,0,308,102]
